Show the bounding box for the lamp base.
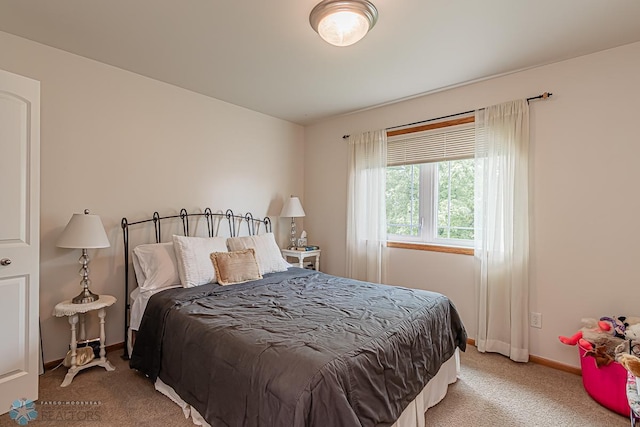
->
[72,288,99,304]
[289,218,297,249]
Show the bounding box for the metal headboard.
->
[121,208,272,359]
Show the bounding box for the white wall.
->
[0,31,305,363]
[304,41,640,368]
[3,28,638,369]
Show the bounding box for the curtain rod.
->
[342,92,552,139]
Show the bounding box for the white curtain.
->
[474,99,530,362]
[346,130,387,283]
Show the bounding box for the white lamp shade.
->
[57,212,110,249]
[280,197,306,218]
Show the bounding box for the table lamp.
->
[57,209,110,304]
[280,196,306,249]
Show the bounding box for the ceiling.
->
[1,1,640,125]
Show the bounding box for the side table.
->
[52,295,116,387]
[281,249,321,271]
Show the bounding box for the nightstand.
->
[281,248,321,271]
[52,295,116,387]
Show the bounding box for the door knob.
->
[0,258,11,266]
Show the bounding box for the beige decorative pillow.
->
[210,249,262,285]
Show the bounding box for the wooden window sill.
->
[386,241,474,256]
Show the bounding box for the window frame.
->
[385,116,475,254]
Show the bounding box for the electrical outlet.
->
[530,312,542,329]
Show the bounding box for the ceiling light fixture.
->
[309,0,378,47]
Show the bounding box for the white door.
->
[0,68,40,415]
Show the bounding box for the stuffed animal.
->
[558,315,640,365]
[599,316,627,339]
[625,323,640,340]
[558,317,618,351]
[584,345,615,367]
[599,316,640,339]
[620,316,640,327]
[615,323,640,356]
[617,353,640,377]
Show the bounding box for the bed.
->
[123,209,467,427]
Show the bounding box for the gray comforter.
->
[131,268,466,427]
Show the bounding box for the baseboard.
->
[44,342,125,371]
[466,338,581,376]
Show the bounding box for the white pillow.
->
[226,233,289,275]
[132,242,181,291]
[172,235,228,287]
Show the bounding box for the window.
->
[386,117,475,248]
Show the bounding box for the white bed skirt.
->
[154,349,460,427]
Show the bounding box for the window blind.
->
[387,122,475,166]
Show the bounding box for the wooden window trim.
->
[387,241,474,256]
[387,116,475,137]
